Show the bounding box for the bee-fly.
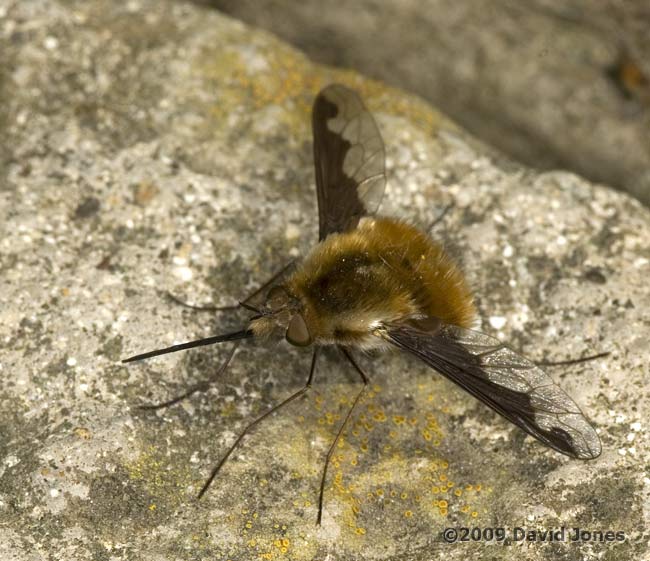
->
[123,84,602,524]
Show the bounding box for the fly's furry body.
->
[122,85,602,523]
[271,217,476,348]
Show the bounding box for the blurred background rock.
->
[198,0,650,204]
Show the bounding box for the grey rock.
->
[206,0,650,205]
[0,0,648,559]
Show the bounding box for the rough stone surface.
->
[206,0,650,205]
[1,1,649,560]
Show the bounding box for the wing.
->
[381,320,601,460]
[312,84,386,241]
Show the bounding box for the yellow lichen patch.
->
[283,376,492,538]
[195,31,454,197]
[255,535,295,560]
[373,410,387,422]
[272,537,291,555]
[322,398,437,529]
[323,411,339,426]
[332,450,490,533]
[74,427,92,440]
[124,445,195,509]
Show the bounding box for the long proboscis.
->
[121,329,254,363]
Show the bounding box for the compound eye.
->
[266,286,289,310]
[286,313,312,347]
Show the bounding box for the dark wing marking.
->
[382,321,601,459]
[312,84,386,241]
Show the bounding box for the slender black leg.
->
[165,292,238,313]
[137,260,296,409]
[197,347,321,499]
[535,351,610,367]
[241,259,296,305]
[426,202,453,233]
[166,259,296,312]
[139,341,241,410]
[317,346,369,525]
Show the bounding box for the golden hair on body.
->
[251,217,475,349]
[122,83,602,525]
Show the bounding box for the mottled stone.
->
[207,0,650,204]
[0,1,648,560]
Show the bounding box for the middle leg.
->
[197,347,321,499]
[317,346,369,525]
